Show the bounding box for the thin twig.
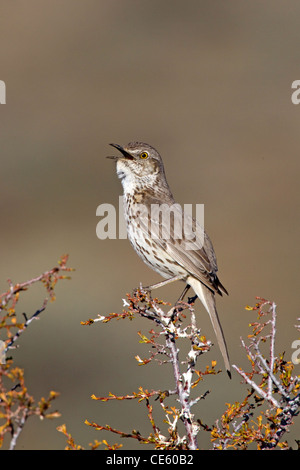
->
[232,364,281,409]
[5,299,48,353]
[9,408,29,450]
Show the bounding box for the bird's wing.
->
[136,201,227,295]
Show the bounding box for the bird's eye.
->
[140,152,149,159]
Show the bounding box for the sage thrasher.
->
[108,142,231,377]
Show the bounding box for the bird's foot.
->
[133,283,151,297]
[187,294,197,305]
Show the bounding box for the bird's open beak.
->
[107,143,134,160]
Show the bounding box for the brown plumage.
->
[108,142,231,377]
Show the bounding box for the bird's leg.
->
[177,284,190,303]
[172,284,195,317]
[139,275,185,294]
[172,285,197,319]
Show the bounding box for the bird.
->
[108,141,231,377]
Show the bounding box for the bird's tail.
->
[187,277,231,378]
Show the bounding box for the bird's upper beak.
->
[107,143,134,160]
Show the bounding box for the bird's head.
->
[107,142,164,183]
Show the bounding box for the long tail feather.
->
[187,277,231,378]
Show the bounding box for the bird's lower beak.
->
[107,143,134,160]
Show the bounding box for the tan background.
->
[0,0,299,449]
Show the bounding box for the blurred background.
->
[0,0,300,449]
